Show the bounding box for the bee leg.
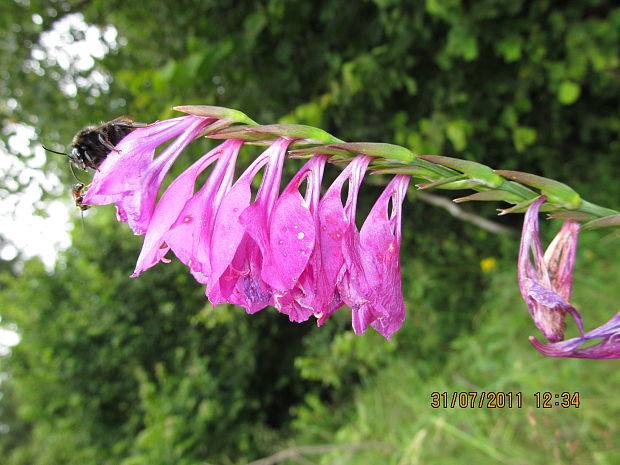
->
[82,150,95,166]
[113,121,148,129]
[98,133,121,153]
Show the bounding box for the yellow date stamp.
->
[430,392,580,409]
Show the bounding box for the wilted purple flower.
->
[83,115,214,234]
[518,196,582,342]
[529,312,620,359]
[520,196,620,358]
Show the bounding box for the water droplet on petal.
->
[183,215,192,223]
[278,240,285,245]
[297,232,304,240]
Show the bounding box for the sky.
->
[0,13,119,353]
[0,125,71,269]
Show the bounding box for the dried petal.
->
[530,312,620,359]
[518,196,583,342]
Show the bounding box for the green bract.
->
[173,105,259,125]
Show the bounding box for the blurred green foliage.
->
[291,232,620,465]
[1,0,620,464]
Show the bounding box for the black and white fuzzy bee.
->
[44,116,146,171]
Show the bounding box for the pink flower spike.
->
[338,174,411,340]
[83,115,214,234]
[270,154,329,322]
[313,155,373,326]
[518,196,583,342]
[207,138,293,312]
[132,139,243,277]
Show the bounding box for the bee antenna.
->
[42,145,69,157]
[44,144,82,182]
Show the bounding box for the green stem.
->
[577,200,619,218]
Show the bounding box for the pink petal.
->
[314,155,372,325]
[163,140,242,284]
[207,138,293,312]
[271,155,329,322]
[132,139,242,276]
[339,174,410,339]
[261,159,324,291]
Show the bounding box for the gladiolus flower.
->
[313,155,372,325]
[270,154,329,322]
[83,115,214,234]
[339,174,410,339]
[132,139,243,276]
[207,137,293,313]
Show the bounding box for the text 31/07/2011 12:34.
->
[430,392,580,408]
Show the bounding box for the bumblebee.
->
[71,183,90,211]
[44,116,146,171]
